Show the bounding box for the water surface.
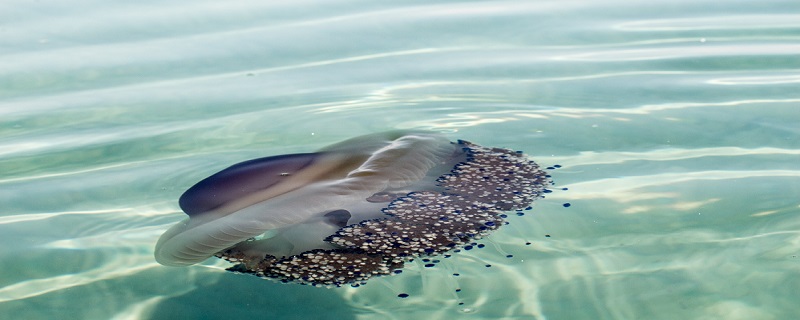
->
[1,0,799,319]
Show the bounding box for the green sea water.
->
[1,0,799,319]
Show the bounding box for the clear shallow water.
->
[1,0,799,319]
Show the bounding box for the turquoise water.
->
[2,0,799,319]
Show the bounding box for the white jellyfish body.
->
[154,131,550,286]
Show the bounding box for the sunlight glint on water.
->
[1,0,798,319]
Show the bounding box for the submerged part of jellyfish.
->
[154,131,550,286]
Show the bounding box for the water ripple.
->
[616,14,800,31]
[1,0,799,319]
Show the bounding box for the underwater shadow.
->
[147,272,356,320]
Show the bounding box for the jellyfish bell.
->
[154,131,550,286]
[155,131,458,266]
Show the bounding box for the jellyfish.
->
[154,131,550,286]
